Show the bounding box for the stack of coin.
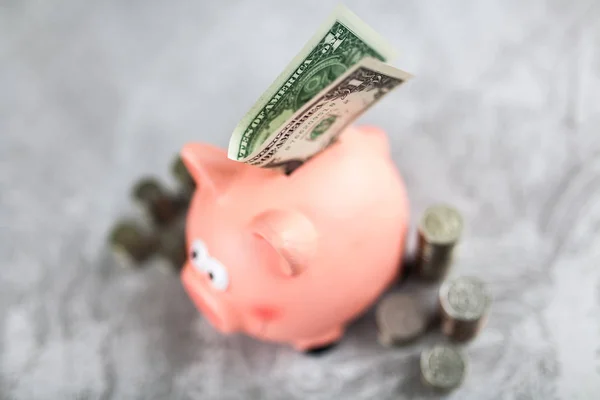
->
[439,276,491,342]
[132,178,180,226]
[108,152,196,273]
[156,215,187,274]
[415,204,463,281]
[109,221,157,267]
[376,293,428,346]
[371,203,492,393]
[171,155,196,201]
[420,345,467,392]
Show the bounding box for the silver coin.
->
[152,196,181,226]
[439,276,491,321]
[132,178,164,204]
[418,205,463,245]
[171,155,196,198]
[415,239,455,281]
[132,178,182,226]
[156,217,187,274]
[109,221,156,266]
[414,204,463,281]
[420,345,467,391]
[376,293,428,345]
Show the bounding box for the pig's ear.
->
[250,209,318,277]
[180,143,238,196]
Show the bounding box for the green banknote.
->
[242,57,411,168]
[227,4,397,161]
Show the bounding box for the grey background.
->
[1,0,600,399]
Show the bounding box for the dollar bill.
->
[237,57,412,168]
[227,4,398,163]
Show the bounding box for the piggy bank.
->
[180,125,409,351]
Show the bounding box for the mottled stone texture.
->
[1,0,600,399]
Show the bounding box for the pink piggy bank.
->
[180,125,409,351]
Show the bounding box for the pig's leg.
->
[293,326,344,352]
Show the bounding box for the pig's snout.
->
[181,264,238,333]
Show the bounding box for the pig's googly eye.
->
[204,258,229,291]
[190,240,208,268]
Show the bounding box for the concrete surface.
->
[1,0,600,399]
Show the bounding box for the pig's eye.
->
[204,258,229,291]
[190,239,208,269]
